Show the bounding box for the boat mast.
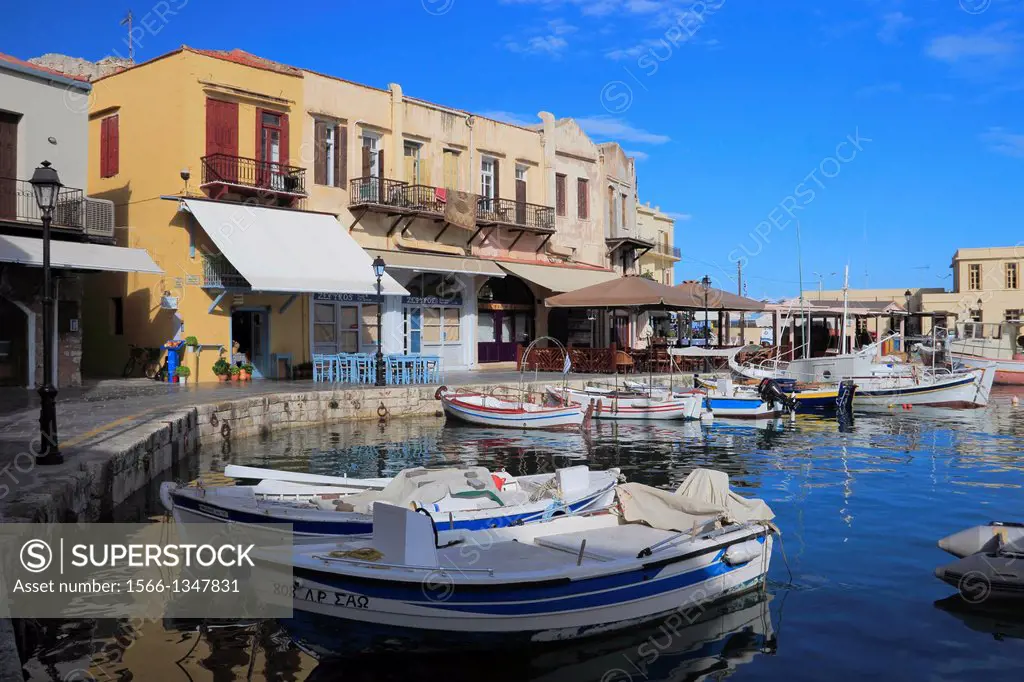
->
[840,264,849,354]
[796,221,809,358]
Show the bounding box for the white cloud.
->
[626,150,650,160]
[982,126,1024,157]
[574,116,671,144]
[477,111,538,127]
[877,11,912,44]
[926,23,1019,63]
[502,18,578,57]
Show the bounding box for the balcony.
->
[0,178,114,242]
[476,197,554,233]
[202,253,250,289]
[200,154,307,207]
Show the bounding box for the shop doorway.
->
[477,275,535,363]
[0,298,27,386]
[231,308,269,378]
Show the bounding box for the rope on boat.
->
[328,547,384,561]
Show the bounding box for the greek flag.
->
[562,354,572,375]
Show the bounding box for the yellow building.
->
[83,47,671,379]
[84,48,405,383]
[635,202,679,285]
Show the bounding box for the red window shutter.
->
[109,115,119,176]
[255,107,265,162]
[335,125,347,188]
[99,117,108,178]
[279,113,289,167]
[314,121,327,185]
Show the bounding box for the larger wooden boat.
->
[949,321,1024,385]
[260,469,776,657]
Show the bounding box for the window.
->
[361,133,380,177]
[313,303,359,353]
[443,149,460,189]
[110,297,124,336]
[1006,309,1022,322]
[403,141,422,183]
[555,174,567,217]
[577,178,589,219]
[361,304,380,346]
[1007,263,1019,290]
[480,157,495,201]
[621,192,628,231]
[100,114,119,178]
[314,121,346,188]
[968,263,981,290]
[969,308,982,322]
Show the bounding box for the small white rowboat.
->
[545,385,703,420]
[436,386,588,431]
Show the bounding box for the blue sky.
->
[4,0,1023,300]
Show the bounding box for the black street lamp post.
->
[30,161,63,465]
[373,256,386,387]
[700,274,711,347]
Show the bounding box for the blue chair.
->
[334,354,354,383]
[353,355,374,384]
[312,354,330,383]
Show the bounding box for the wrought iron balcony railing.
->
[201,154,307,196]
[202,253,250,289]
[0,178,114,240]
[477,197,554,232]
[349,177,410,208]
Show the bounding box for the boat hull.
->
[441,393,584,430]
[274,533,773,657]
[853,366,995,409]
[162,474,619,538]
[547,387,702,420]
[953,353,1024,385]
[703,395,782,419]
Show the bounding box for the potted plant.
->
[175,365,191,385]
[228,365,241,381]
[240,362,254,381]
[184,336,199,351]
[212,358,230,382]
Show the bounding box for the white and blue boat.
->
[696,377,790,419]
[160,464,620,538]
[261,469,776,657]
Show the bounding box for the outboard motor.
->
[836,379,856,431]
[758,378,797,414]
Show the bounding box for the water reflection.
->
[303,591,776,682]
[20,389,1024,680]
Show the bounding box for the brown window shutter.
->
[493,159,500,199]
[336,125,347,188]
[377,149,384,177]
[555,174,566,216]
[577,178,588,219]
[361,145,372,177]
[314,121,327,185]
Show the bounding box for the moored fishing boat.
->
[436,386,589,431]
[698,377,791,419]
[161,464,620,538]
[949,321,1024,385]
[262,468,776,656]
[544,385,703,420]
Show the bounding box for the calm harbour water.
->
[23,389,1024,681]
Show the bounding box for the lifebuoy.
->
[434,385,449,400]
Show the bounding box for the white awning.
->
[498,261,618,293]
[0,235,162,273]
[182,199,408,295]
[364,249,505,277]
